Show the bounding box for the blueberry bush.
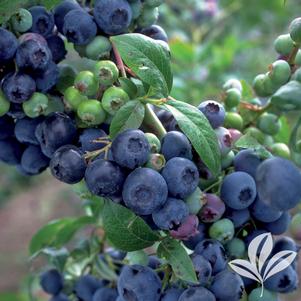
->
[1,0,301,301]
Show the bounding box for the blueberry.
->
[199,193,225,223]
[184,187,204,215]
[161,131,192,160]
[250,196,282,223]
[0,28,18,62]
[21,145,49,175]
[11,8,33,33]
[156,110,178,132]
[209,270,244,301]
[179,287,216,301]
[117,265,161,301]
[220,171,256,210]
[161,287,184,301]
[35,112,77,158]
[74,275,105,301]
[7,103,26,119]
[40,269,63,295]
[191,254,212,285]
[183,223,207,250]
[79,128,108,152]
[262,211,291,235]
[209,218,235,244]
[63,9,97,45]
[233,149,262,178]
[34,61,59,93]
[111,129,150,169]
[256,157,301,211]
[94,0,133,35]
[152,197,189,230]
[198,100,225,129]
[248,288,277,301]
[140,25,168,42]
[272,236,299,254]
[53,0,81,33]
[0,115,15,140]
[46,35,67,63]
[162,157,199,198]
[122,167,168,215]
[94,61,119,87]
[16,39,52,72]
[92,287,118,301]
[50,145,86,184]
[2,72,36,104]
[215,127,233,156]
[15,117,42,145]
[85,159,126,197]
[28,6,54,37]
[19,32,48,45]
[224,208,250,228]
[194,239,227,274]
[170,215,199,240]
[49,294,70,301]
[0,138,24,165]
[265,265,298,293]
[225,238,246,259]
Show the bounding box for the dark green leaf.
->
[109,100,145,139]
[41,248,69,272]
[161,99,221,176]
[94,256,118,281]
[111,34,172,97]
[240,80,254,100]
[157,238,198,284]
[102,200,159,251]
[119,78,138,99]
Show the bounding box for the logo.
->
[229,232,297,297]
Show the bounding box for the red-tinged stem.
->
[112,43,127,78]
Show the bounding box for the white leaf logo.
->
[229,233,297,297]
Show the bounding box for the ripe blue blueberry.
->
[74,275,105,301]
[15,117,43,145]
[21,145,50,175]
[161,131,192,160]
[34,61,59,93]
[183,223,207,250]
[224,208,250,228]
[256,157,301,211]
[191,254,212,286]
[2,72,36,103]
[162,157,199,199]
[194,239,227,274]
[79,128,108,152]
[46,35,67,63]
[233,149,262,178]
[117,265,161,301]
[198,100,225,129]
[92,287,118,301]
[210,270,244,301]
[111,129,150,169]
[161,287,184,301]
[140,25,168,42]
[63,9,97,45]
[50,145,86,184]
[0,28,18,62]
[35,112,77,158]
[0,115,15,140]
[273,236,299,254]
[0,138,24,165]
[262,211,291,235]
[250,196,282,223]
[220,171,256,210]
[85,159,126,197]
[7,103,26,119]
[28,6,54,37]
[122,167,168,215]
[179,287,216,301]
[152,197,189,230]
[49,294,70,301]
[94,0,133,35]
[40,269,63,295]
[156,110,178,132]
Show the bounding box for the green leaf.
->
[30,216,95,256]
[289,116,301,152]
[240,79,254,100]
[41,248,69,272]
[102,199,159,251]
[94,255,118,281]
[109,100,145,139]
[157,238,198,284]
[161,99,221,176]
[111,34,172,97]
[235,134,272,159]
[119,78,138,99]
[274,116,291,144]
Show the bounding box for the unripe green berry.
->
[130,0,143,19]
[263,73,279,95]
[145,133,161,153]
[101,87,130,115]
[77,99,106,126]
[223,78,242,92]
[295,49,301,65]
[269,60,291,85]
[292,67,301,82]
[85,36,112,60]
[289,17,301,43]
[145,153,165,171]
[64,86,88,110]
[11,8,33,33]
[184,187,204,215]
[209,218,234,244]
[257,112,280,136]
[270,142,291,159]
[290,213,301,240]
[221,150,235,169]
[224,112,244,131]
[23,92,48,118]
[144,0,164,8]
[224,88,241,109]
[253,74,266,97]
[94,61,119,86]
[0,90,10,116]
[138,7,159,27]
[44,95,64,115]
[226,238,245,258]
[274,34,294,56]
[248,288,278,301]
[74,71,99,97]
[244,127,265,144]
[263,135,274,147]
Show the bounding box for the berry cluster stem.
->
[112,43,127,78]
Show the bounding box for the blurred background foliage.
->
[1,0,301,300]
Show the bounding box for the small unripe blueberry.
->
[77,99,106,126]
[85,36,112,60]
[215,127,233,156]
[224,88,241,108]
[74,71,98,97]
[257,112,281,136]
[0,90,10,116]
[101,86,129,115]
[137,7,159,27]
[94,61,119,86]
[223,78,243,92]
[226,238,246,259]
[209,218,235,244]
[289,17,301,43]
[269,60,291,86]
[224,112,244,131]
[23,92,48,118]
[270,143,291,159]
[290,213,301,240]
[274,34,294,56]
[145,133,161,153]
[145,153,166,171]
[184,187,205,215]
[64,86,88,110]
[11,8,33,33]
[244,126,265,144]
